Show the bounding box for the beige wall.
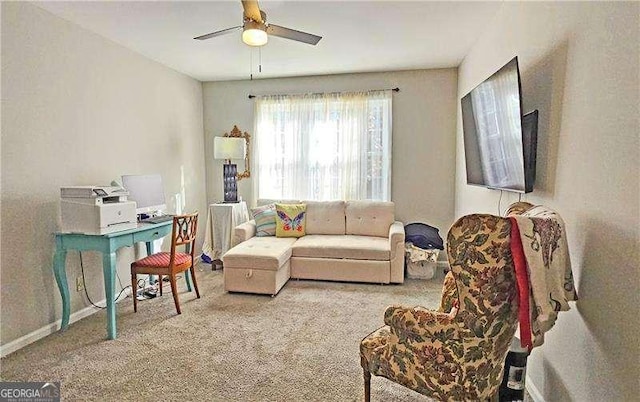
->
[1,3,206,345]
[455,2,639,400]
[203,69,458,233]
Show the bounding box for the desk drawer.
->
[133,228,169,243]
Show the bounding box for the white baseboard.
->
[526,374,545,402]
[1,262,202,358]
[1,300,106,358]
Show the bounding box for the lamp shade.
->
[214,137,246,160]
[242,20,268,46]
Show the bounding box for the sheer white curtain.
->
[254,90,392,201]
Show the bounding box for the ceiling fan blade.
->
[194,26,242,40]
[266,24,322,45]
[241,0,263,23]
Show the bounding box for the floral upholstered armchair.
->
[360,212,521,401]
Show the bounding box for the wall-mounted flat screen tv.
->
[461,56,537,193]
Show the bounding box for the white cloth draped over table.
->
[202,202,250,261]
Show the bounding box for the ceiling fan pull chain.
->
[250,47,253,80]
[259,46,262,73]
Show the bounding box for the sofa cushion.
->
[133,252,191,267]
[222,237,297,271]
[304,201,346,235]
[275,203,307,237]
[291,235,390,261]
[251,204,276,237]
[345,201,395,238]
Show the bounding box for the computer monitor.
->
[121,174,166,215]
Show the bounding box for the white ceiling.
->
[35,1,503,82]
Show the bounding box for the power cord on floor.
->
[79,252,131,309]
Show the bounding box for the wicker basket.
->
[405,243,439,279]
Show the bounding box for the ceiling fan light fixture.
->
[242,20,268,46]
[193,1,321,47]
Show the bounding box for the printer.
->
[60,186,137,234]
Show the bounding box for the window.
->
[254,90,392,201]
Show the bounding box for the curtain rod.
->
[247,87,400,99]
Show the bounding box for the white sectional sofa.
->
[222,200,405,296]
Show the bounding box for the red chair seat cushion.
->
[134,252,191,267]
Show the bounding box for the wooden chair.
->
[131,213,200,314]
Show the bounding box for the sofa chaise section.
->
[223,237,296,295]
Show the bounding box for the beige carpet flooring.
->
[1,265,446,401]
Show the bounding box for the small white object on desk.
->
[201,201,250,269]
[60,185,137,235]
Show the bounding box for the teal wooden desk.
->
[53,221,192,340]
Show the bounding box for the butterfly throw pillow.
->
[275,203,307,238]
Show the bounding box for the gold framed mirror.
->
[224,125,251,180]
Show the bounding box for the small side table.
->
[201,201,250,269]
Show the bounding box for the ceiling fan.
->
[194,0,322,47]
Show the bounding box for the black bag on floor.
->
[404,223,444,250]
